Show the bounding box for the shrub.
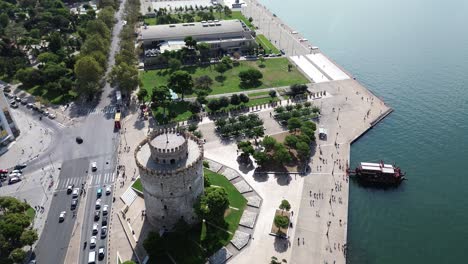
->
[230,94,240,105]
[279,199,291,211]
[219,96,230,108]
[269,90,277,98]
[274,215,289,229]
[239,93,249,103]
[188,123,198,132]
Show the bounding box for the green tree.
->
[48,32,63,53]
[98,6,116,29]
[184,36,197,49]
[274,144,292,164]
[239,93,249,103]
[0,13,9,28]
[258,55,265,66]
[5,21,26,44]
[296,141,311,159]
[215,62,228,76]
[197,42,211,64]
[9,248,26,263]
[279,199,291,211]
[168,70,193,99]
[253,151,268,165]
[230,94,240,105]
[86,19,110,39]
[302,121,317,131]
[239,68,263,87]
[122,261,137,264]
[269,90,277,98]
[37,52,60,64]
[262,136,278,152]
[151,85,171,116]
[15,68,43,87]
[194,75,213,97]
[237,141,254,162]
[284,135,298,150]
[274,215,289,229]
[74,56,104,95]
[137,88,148,102]
[43,63,69,83]
[287,117,302,133]
[195,187,229,224]
[168,58,182,72]
[110,62,139,93]
[223,6,232,17]
[81,34,109,55]
[20,229,38,249]
[220,56,232,68]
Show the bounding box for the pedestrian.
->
[297,238,300,245]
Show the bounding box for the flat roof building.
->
[140,19,255,54]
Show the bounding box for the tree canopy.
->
[168,70,193,99]
[195,187,229,224]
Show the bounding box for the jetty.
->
[229,1,393,263]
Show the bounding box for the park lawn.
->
[256,34,280,54]
[24,85,77,105]
[152,101,193,123]
[140,58,308,96]
[131,178,143,193]
[245,96,278,107]
[204,168,247,235]
[230,11,254,29]
[26,207,35,220]
[248,91,270,97]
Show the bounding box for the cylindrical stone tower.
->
[134,128,204,231]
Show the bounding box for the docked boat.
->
[349,161,405,186]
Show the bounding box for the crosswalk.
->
[78,106,117,116]
[56,172,115,190]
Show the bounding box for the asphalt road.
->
[34,158,90,264]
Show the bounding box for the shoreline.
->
[235,1,392,263]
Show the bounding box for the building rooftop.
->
[141,19,248,41]
[150,133,186,151]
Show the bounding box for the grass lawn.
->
[24,85,77,105]
[140,58,308,96]
[131,178,143,193]
[245,96,278,107]
[152,100,193,123]
[230,11,254,29]
[26,207,35,220]
[256,34,280,54]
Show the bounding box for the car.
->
[98,246,105,260]
[8,177,21,184]
[10,169,21,174]
[92,223,99,235]
[2,86,11,92]
[20,98,27,105]
[59,211,66,222]
[72,188,79,198]
[100,226,107,238]
[14,164,27,170]
[105,186,111,195]
[76,137,83,144]
[95,199,101,209]
[10,101,18,108]
[71,199,78,210]
[101,216,108,226]
[27,103,33,108]
[90,236,97,248]
[14,96,21,102]
[91,162,97,171]
[67,184,74,194]
[0,169,8,174]
[48,114,56,119]
[43,111,49,116]
[94,210,101,221]
[97,188,102,197]
[102,205,108,216]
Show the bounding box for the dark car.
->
[101,216,108,226]
[76,137,83,144]
[94,210,101,221]
[14,164,27,170]
[71,199,78,210]
[100,226,107,238]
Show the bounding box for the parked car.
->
[94,210,101,221]
[14,164,27,170]
[97,188,102,197]
[8,177,21,184]
[91,162,97,171]
[59,211,66,222]
[105,186,111,195]
[100,226,107,238]
[0,169,8,174]
[14,96,21,102]
[72,188,79,198]
[101,216,108,226]
[27,103,33,108]
[20,98,27,105]
[10,169,22,174]
[95,199,101,209]
[92,223,99,235]
[9,172,21,178]
[71,199,78,210]
[98,246,105,260]
[48,114,56,119]
[102,205,108,216]
[90,236,97,248]
[10,101,18,108]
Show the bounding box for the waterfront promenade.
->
[238,1,392,263]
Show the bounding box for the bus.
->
[114,112,121,129]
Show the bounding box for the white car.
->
[10,170,22,174]
[95,199,101,209]
[105,186,111,195]
[59,211,66,222]
[72,188,79,198]
[48,114,56,119]
[91,162,97,172]
[90,236,97,248]
[9,172,21,178]
[102,205,108,215]
[92,223,99,235]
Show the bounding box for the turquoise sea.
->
[260,0,468,263]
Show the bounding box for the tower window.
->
[164,205,167,210]
[170,159,175,164]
